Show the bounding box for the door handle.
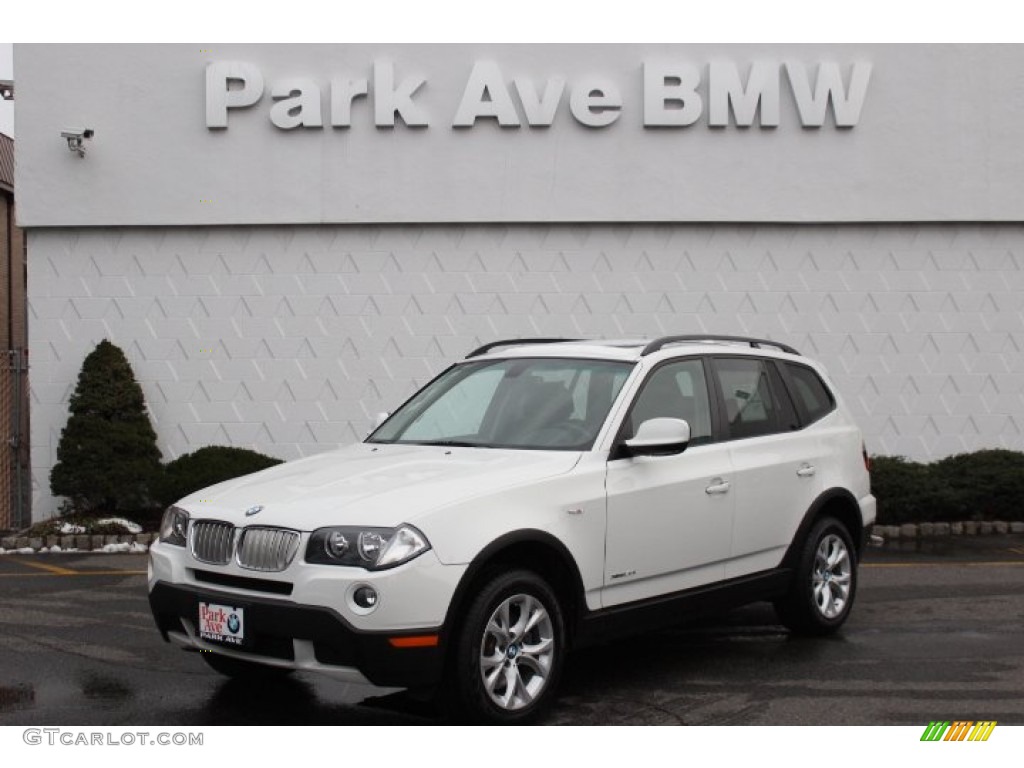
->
[796,464,816,478]
[705,478,731,495]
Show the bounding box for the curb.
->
[0,532,155,555]
[870,521,1024,541]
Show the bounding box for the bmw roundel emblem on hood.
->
[245,505,264,517]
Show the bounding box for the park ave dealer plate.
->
[198,601,245,646]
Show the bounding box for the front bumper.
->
[149,581,444,688]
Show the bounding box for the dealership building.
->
[15,44,1024,520]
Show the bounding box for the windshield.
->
[368,358,634,450]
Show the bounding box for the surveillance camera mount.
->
[62,128,95,158]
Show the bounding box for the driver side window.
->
[627,359,714,445]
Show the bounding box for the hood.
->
[177,442,582,530]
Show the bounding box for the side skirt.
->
[574,568,793,648]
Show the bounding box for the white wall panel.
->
[15,45,1024,226]
[28,223,1024,519]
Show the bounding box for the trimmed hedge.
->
[47,446,285,534]
[871,449,1024,524]
[154,446,284,508]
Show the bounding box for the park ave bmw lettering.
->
[206,59,871,131]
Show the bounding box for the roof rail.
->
[641,335,800,356]
[465,338,583,359]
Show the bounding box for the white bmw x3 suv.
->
[149,335,876,723]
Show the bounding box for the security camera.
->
[61,128,94,140]
[61,128,95,157]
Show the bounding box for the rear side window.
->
[784,363,836,424]
[712,357,789,440]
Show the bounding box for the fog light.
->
[353,586,378,610]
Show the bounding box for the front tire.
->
[775,516,858,636]
[449,569,566,724]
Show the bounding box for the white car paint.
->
[605,441,735,604]
[173,442,585,532]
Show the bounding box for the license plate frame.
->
[197,600,248,648]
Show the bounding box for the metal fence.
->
[1,348,29,530]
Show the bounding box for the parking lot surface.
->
[1,537,1023,725]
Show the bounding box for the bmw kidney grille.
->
[189,521,235,565]
[189,521,299,572]
[236,527,301,572]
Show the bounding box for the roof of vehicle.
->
[466,336,805,363]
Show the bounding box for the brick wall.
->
[27,223,1024,520]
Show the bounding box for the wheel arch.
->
[440,529,586,649]
[781,487,865,571]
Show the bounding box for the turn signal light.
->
[388,635,439,648]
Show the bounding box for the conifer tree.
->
[50,340,162,513]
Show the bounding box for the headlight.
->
[306,525,430,570]
[160,506,189,547]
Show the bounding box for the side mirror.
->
[623,418,691,457]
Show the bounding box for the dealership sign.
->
[206,59,871,131]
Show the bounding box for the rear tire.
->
[448,569,566,724]
[200,651,293,680]
[775,516,858,636]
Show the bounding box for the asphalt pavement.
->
[1,536,1023,725]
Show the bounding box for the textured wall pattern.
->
[28,224,1024,519]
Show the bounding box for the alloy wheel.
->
[812,533,852,619]
[478,593,555,711]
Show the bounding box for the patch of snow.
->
[59,522,87,534]
[101,542,132,553]
[49,545,63,553]
[15,547,34,554]
[97,517,143,534]
[0,548,6,555]
[130,542,149,553]
[38,546,49,553]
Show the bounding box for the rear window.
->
[784,363,836,424]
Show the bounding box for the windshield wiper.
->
[412,439,482,448]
